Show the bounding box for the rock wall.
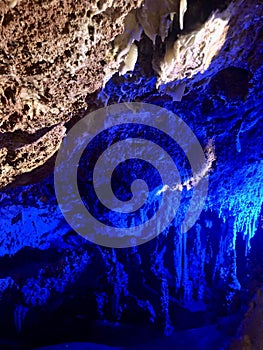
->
[0,0,263,347]
[0,0,142,187]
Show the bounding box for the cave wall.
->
[0,0,263,348]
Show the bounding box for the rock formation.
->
[0,0,263,348]
[0,0,142,186]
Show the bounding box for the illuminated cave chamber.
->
[0,0,262,349]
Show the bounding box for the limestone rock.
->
[0,0,142,187]
[0,124,66,188]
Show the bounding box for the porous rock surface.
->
[0,0,263,347]
[0,0,142,187]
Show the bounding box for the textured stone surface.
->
[157,0,263,94]
[0,0,262,347]
[1,0,262,188]
[0,124,66,188]
[0,0,142,133]
[0,0,142,187]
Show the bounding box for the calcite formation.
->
[0,0,262,346]
[1,0,262,188]
[157,0,262,94]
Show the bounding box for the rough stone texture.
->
[156,4,232,86]
[0,0,262,347]
[0,0,142,187]
[157,0,263,94]
[0,0,261,188]
[95,0,263,250]
[0,124,66,188]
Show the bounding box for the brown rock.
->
[0,0,142,187]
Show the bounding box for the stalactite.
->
[182,230,192,303]
[99,248,128,321]
[14,305,29,333]
[189,223,206,302]
[212,218,241,308]
[21,250,90,307]
[179,0,187,30]
[173,230,183,291]
[160,278,173,335]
